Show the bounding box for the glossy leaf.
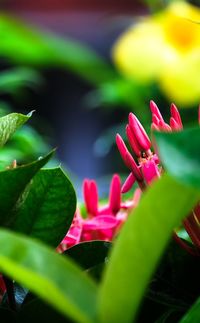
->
[64,241,111,269]
[0,112,32,147]
[154,127,200,188]
[13,167,76,247]
[0,229,97,323]
[0,151,53,227]
[179,298,200,323]
[98,174,200,323]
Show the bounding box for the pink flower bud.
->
[126,125,141,156]
[129,113,151,151]
[121,172,136,193]
[125,151,143,181]
[170,103,183,129]
[109,174,121,214]
[116,134,129,167]
[150,100,164,122]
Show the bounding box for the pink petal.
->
[89,180,98,216]
[121,172,136,193]
[129,113,151,151]
[109,174,121,214]
[116,134,130,167]
[170,117,182,131]
[125,151,142,181]
[150,100,164,122]
[126,125,141,157]
[83,179,91,213]
[158,120,171,132]
[152,114,160,126]
[83,179,98,216]
[151,123,160,131]
[83,215,118,230]
[170,103,183,128]
[141,160,160,185]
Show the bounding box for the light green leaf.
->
[0,229,97,323]
[13,167,76,247]
[0,112,32,147]
[98,174,200,323]
[154,127,200,189]
[179,297,200,323]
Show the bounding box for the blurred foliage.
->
[0,67,43,98]
[0,14,117,86]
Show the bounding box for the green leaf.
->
[13,167,76,247]
[98,174,200,323]
[0,112,32,147]
[0,229,97,323]
[64,241,111,269]
[179,298,200,323]
[154,127,200,189]
[0,67,43,96]
[0,151,53,227]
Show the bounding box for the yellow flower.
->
[113,1,200,106]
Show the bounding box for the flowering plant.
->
[0,105,199,323]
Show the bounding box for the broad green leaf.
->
[179,298,200,323]
[0,15,117,85]
[0,151,53,227]
[0,229,97,323]
[13,167,76,247]
[154,127,200,189]
[65,241,111,269]
[98,174,200,323]
[0,112,32,147]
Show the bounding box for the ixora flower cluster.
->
[58,176,141,252]
[59,100,200,255]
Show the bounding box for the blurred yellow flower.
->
[113,1,200,106]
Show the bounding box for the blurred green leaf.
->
[64,241,111,269]
[0,15,117,86]
[0,229,97,323]
[0,67,43,95]
[13,167,76,247]
[0,150,53,227]
[179,297,200,323]
[0,112,32,147]
[98,174,199,323]
[155,127,200,189]
[0,125,51,166]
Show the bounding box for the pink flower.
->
[58,174,141,252]
[116,100,200,256]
